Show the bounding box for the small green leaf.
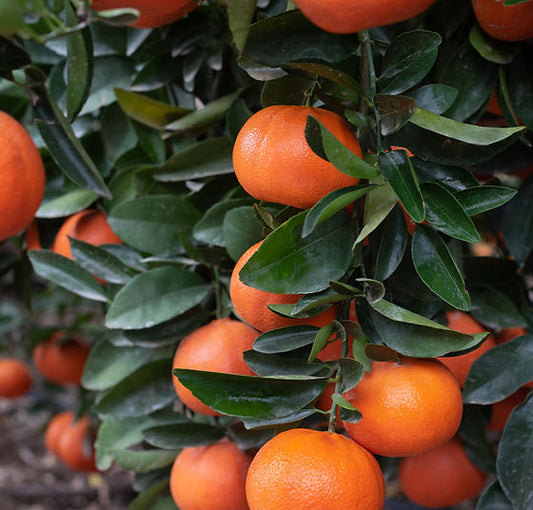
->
[507,53,533,132]
[374,94,416,136]
[142,423,224,449]
[454,185,518,216]
[412,225,470,310]
[111,448,177,473]
[242,409,316,430]
[128,480,169,510]
[470,286,527,330]
[244,350,328,377]
[469,24,521,65]
[36,189,98,218]
[253,326,321,354]
[223,206,264,261]
[338,358,364,393]
[308,324,334,362]
[28,250,108,302]
[105,266,209,330]
[477,481,515,510]
[227,0,257,53]
[408,84,459,115]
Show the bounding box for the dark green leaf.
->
[261,74,312,107]
[105,266,209,330]
[227,0,257,53]
[507,53,533,132]
[469,24,521,65]
[412,225,470,310]
[412,158,479,191]
[0,35,30,70]
[470,286,527,330]
[129,480,169,510]
[454,185,518,216]
[408,84,458,115]
[379,30,442,95]
[173,369,328,418]
[244,350,327,377]
[242,408,316,430]
[287,62,362,93]
[111,448,177,473]
[142,423,224,449]
[308,324,334,361]
[379,150,425,222]
[374,94,416,136]
[253,326,320,354]
[477,481,515,510]
[28,250,108,302]
[463,336,533,404]
[223,206,264,261]
[338,358,364,393]
[36,189,99,218]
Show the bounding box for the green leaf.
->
[374,94,416,136]
[173,369,328,419]
[82,337,174,391]
[338,358,364,393]
[223,206,264,261]
[239,210,355,294]
[114,88,191,130]
[497,393,533,510]
[142,423,224,449]
[379,150,425,222]
[261,74,313,107]
[129,480,169,510]
[244,350,328,377]
[287,62,362,93]
[108,195,201,256]
[366,298,484,357]
[154,137,234,182]
[69,238,137,284]
[469,24,521,65]
[408,84,458,115]
[28,250,108,302]
[242,10,359,68]
[422,182,481,243]
[302,185,376,238]
[409,107,526,145]
[253,326,321,354]
[507,53,533,132]
[477,481,515,510]
[454,185,518,216]
[308,324,334,361]
[463,336,533,405]
[105,266,209,330]
[411,225,471,310]
[227,0,256,53]
[470,286,527,330]
[241,408,316,430]
[378,30,442,95]
[94,359,175,417]
[36,189,99,219]
[112,448,177,473]
[412,158,479,191]
[165,91,241,132]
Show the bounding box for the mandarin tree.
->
[0,0,532,509]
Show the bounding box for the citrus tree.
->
[0,0,532,508]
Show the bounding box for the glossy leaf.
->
[36,189,99,218]
[374,94,416,136]
[223,206,264,261]
[239,211,355,294]
[422,182,480,243]
[105,266,209,330]
[454,185,517,216]
[477,481,515,510]
[242,408,316,430]
[287,62,362,92]
[173,369,329,418]
[470,286,527,330]
[412,158,478,191]
[253,326,320,354]
[243,350,328,377]
[408,84,458,115]
[154,137,234,182]
[227,0,257,53]
[338,358,365,393]
[142,423,224,449]
[378,30,442,95]
[469,24,521,65]
[497,393,533,510]
[463,336,533,404]
[260,74,312,107]
[28,250,108,302]
[379,150,425,222]
[412,225,470,310]
[94,359,175,417]
[111,448,177,473]
[507,53,533,132]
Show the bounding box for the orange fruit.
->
[487,387,530,431]
[486,90,503,116]
[399,436,488,508]
[0,358,33,398]
[172,318,259,416]
[90,0,198,29]
[233,105,361,209]
[437,311,497,387]
[170,439,252,510]
[56,415,97,472]
[245,428,385,510]
[472,0,533,41]
[44,411,75,456]
[32,331,91,385]
[229,241,338,332]
[293,0,437,34]
[343,357,463,457]
[52,209,122,261]
[497,326,527,344]
[0,111,45,242]
[25,220,42,250]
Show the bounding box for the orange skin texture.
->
[293,0,437,34]
[245,428,385,510]
[0,358,33,398]
[170,440,252,510]
[438,311,497,387]
[399,437,488,508]
[56,415,97,472]
[52,209,122,260]
[233,105,361,209]
[473,0,533,41]
[172,318,259,416]
[343,357,463,457]
[487,387,530,431]
[230,241,338,332]
[90,0,198,28]
[32,331,91,385]
[0,111,45,242]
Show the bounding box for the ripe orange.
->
[0,111,45,242]
[170,439,252,510]
[246,428,384,510]
[343,357,463,457]
[172,318,258,416]
[486,90,503,116]
[229,241,338,332]
[44,411,75,456]
[487,387,530,431]
[472,0,533,41]
[56,415,97,472]
[438,311,497,387]
[0,358,33,398]
[293,0,437,34]
[32,331,91,385]
[399,437,488,508]
[25,220,42,250]
[233,105,361,209]
[497,326,527,344]
[90,0,198,29]
[52,209,122,261]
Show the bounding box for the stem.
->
[303,77,320,107]
[212,266,223,319]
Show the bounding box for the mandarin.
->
[56,415,97,472]
[45,411,75,456]
[0,358,33,398]
[472,0,533,41]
